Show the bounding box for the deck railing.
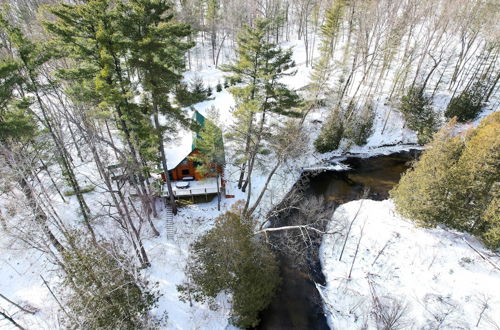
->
[164,186,219,197]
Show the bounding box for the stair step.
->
[165,204,174,240]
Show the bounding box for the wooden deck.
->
[161,177,221,198]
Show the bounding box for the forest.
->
[0,0,498,329]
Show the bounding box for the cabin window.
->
[181,169,190,175]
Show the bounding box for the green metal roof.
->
[192,110,205,127]
[192,110,206,150]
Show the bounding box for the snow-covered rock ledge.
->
[319,199,500,329]
[303,144,424,172]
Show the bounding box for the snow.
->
[1,18,499,330]
[0,189,237,329]
[162,177,220,197]
[320,199,500,329]
[143,199,237,330]
[164,126,194,170]
[0,234,60,329]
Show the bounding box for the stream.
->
[257,150,421,330]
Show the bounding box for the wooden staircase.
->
[165,204,174,240]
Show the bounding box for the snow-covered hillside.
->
[1,9,498,329]
[320,200,500,329]
[0,192,237,329]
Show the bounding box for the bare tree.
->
[368,279,412,330]
[260,193,336,272]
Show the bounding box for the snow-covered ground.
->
[0,196,236,329]
[144,198,237,330]
[0,236,60,329]
[1,28,499,330]
[320,200,500,330]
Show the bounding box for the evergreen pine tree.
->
[44,0,154,264]
[391,119,465,228]
[60,234,161,329]
[189,107,224,210]
[44,0,167,221]
[206,0,220,65]
[451,112,499,236]
[445,80,486,122]
[304,0,347,122]
[223,19,301,206]
[482,193,499,250]
[178,202,280,328]
[344,101,375,146]
[391,112,499,249]
[44,0,154,161]
[117,0,193,215]
[400,86,438,144]
[314,107,344,153]
[0,59,36,142]
[175,76,209,106]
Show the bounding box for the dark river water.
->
[257,150,421,330]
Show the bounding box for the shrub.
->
[178,202,280,328]
[63,185,95,196]
[445,81,485,122]
[345,103,374,146]
[482,194,499,250]
[314,108,344,153]
[61,237,161,329]
[391,112,500,250]
[216,82,223,92]
[175,76,209,107]
[400,86,438,144]
[228,76,242,86]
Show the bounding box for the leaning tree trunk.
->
[247,158,281,216]
[485,71,500,103]
[2,142,67,253]
[238,113,254,190]
[0,310,25,330]
[153,111,177,215]
[109,52,156,217]
[18,177,66,254]
[22,77,95,241]
[77,110,153,267]
[240,91,271,193]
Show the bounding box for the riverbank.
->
[258,151,420,329]
[320,199,500,329]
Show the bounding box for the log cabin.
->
[160,110,225,198]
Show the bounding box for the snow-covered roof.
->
[163,109,207,170]
[164,127,194,170]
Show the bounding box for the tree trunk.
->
[485,71,500,103]
[216,174,221,211]
[109,51,155,217]
[0,310,25,330]
[240,109,267,193]
[237,112,254,189]
[26,80,94,240]
[153,111,177,215]
[77,111,150,267]
[18,177,65,253]
[247,159,281,216]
